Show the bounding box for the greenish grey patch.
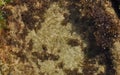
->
[0,0,12,5]
[0,0,5,6]
[0,0,11,30]
[0,11,6,30]
[0,0,12,6]
[4,0,12,3]
[0,12,4,19]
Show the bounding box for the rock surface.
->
[0,0,120,75]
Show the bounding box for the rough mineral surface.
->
[0,0,120,75]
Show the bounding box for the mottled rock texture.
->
[0,0,120,75]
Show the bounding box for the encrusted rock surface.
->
[0,0,120,75]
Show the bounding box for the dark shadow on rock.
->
[111,0,120,18]
[64,1,116,75]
